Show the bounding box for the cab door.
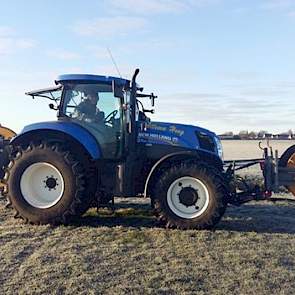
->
[62,82,124,159]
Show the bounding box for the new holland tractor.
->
[1,69,295,229]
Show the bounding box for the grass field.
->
[222,139,295,160]
[1,140,295,294]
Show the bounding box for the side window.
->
[63,83,121,128]
[98,92,121,121]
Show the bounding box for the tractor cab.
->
[25,72,156,160]
[26,75,130,128]
[57,75,129,160]
[26,75,129,159]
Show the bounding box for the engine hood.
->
[138,121,219,156]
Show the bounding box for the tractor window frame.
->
[60,82,123,120]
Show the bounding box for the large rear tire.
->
[3,142,91,224]
[153,162,228,230]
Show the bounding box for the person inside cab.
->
[75,89,105,123]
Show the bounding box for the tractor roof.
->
[55,74,129,86]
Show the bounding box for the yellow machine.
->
[0,125,16,140]
[0,125,16,190]
[279,147,295,197]
[286,156,295,196]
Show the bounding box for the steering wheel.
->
[104,110,118,126]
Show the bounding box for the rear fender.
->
[10,121,101,160]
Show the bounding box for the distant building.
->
[264,133,273,139]
[218,132,235,140]
[219,130,295,140]
[257,130,267,139]
[219,134,235,140]
[274,133,292,140]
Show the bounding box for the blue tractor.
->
[1,69,228,229]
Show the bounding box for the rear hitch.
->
[225,140,295,205]
[230,186,272,206]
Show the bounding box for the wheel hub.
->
[179,187,199,207]
[44,176,58,190]
[20,162,65,209]
[166,176,210,219]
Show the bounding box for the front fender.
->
[11,121,101,159]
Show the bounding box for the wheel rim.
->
[167,176,210,219]
[287,153,295,196]
[20,162,65,209]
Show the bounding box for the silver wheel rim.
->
[20,162,65,209]
[167,176,210,219]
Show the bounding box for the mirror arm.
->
[143,109,155,114]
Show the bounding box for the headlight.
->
[214,136,223,159]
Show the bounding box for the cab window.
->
[63,83,121,126]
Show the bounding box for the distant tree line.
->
[219,130,294,140]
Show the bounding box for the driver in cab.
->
[76,90,105,123]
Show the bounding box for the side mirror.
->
[112,80,124,99]
[49,103,58,110]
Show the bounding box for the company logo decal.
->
[138,132,179,145]
[146,124,185,136]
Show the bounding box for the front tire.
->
[3,142,90,224]
[153,162,228,230]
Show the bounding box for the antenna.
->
[107,47,122,78]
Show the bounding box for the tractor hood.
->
[138,121,222,158]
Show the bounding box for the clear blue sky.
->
[1,0,295,134]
